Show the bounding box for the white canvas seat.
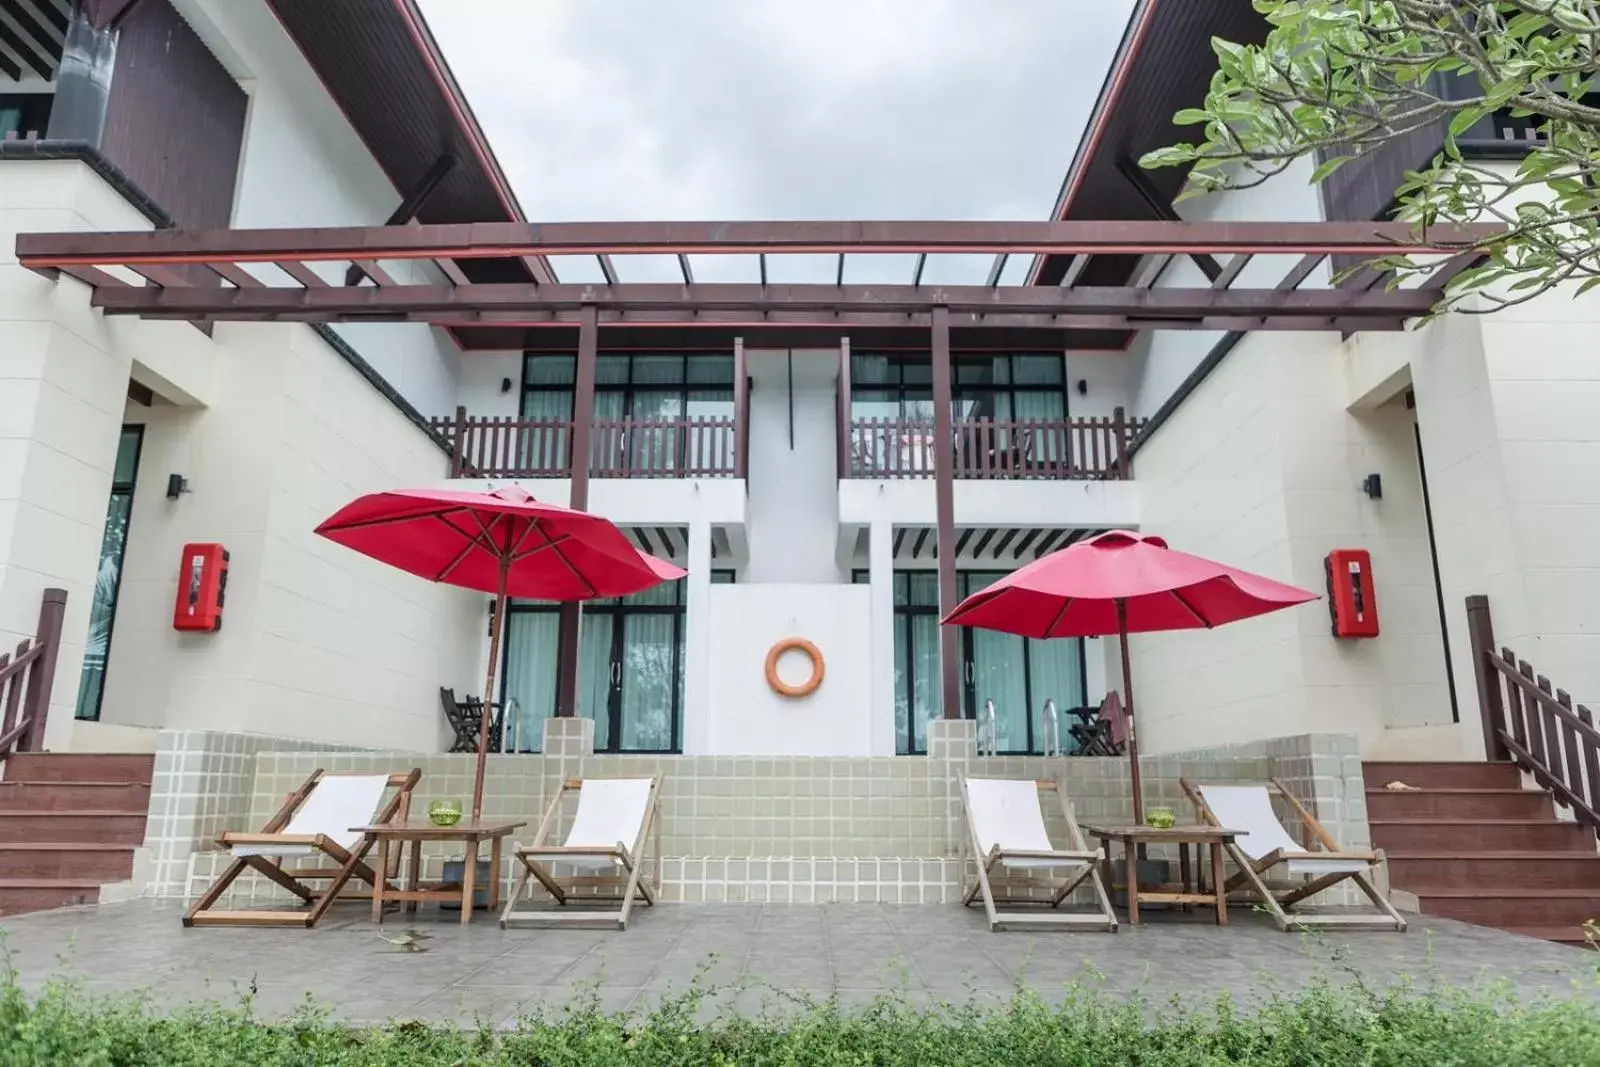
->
[1184,778,1405,932]
[185,769,419,928]
[501,775,661,930]
[960,777,1117,932]
[230,774,390,858]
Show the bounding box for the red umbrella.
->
[315,484,685,820]
[943,531,1316,822]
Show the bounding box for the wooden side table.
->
[351,820,525,925]
[1081,824,1244,926]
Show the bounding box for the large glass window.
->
[849,353,1068,421]
[499,571,734,753]
[0,94,52,142]
[854,569,1086,755]
[77,427,144,721]
[520,353,736,474]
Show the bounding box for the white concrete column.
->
[1083,637,1108,705]
[868,518,896,755]
[683,517,713,754]
[0,320,132,750]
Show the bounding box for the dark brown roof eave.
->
[1031,0,1271,288]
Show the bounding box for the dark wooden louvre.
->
[99,0,246,230]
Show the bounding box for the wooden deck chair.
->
[1181,778,1406,932]
[501,774,661,930]
[184,769,419,928]
[960,776,1117,932]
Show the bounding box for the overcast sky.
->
[419,0,1134,283]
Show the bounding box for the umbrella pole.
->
[473,573,509,824]
[1117,599,1144,825]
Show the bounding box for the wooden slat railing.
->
[844,409,1145,480]
[0,589,67,773]
[589,417,739,478]
[430,409,742,479]
[1468,594,1600,837]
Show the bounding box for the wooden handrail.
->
[0,589,67,772]
[430,413,744,480]
[843,415,1145,481]
[1467,593,1600,838]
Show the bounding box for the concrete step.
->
[2,753,154,785]
[0,879,100,916]
[1386,851,1600,890]
[1416,888,1600,929]
[1369,818,1592,852]
[1366,788,1553,820]
[0,781,151,812]
[0,811,147,845]
[1363,761,1521,791]
[0,843,136,881]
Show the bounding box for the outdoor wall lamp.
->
[166,474,191,500]
[1361,473,1383,500]
[1076,379,1088,395]
[500,377,513,393]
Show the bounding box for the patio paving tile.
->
[0,898,1594,1028]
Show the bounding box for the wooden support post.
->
[450,405,467,477]
[733,337,748,479]
[1112,406,1129,479]
[1465,594,1509,761]
[556,306,598,718]
[931,307,960,719]
[836,337,852,478]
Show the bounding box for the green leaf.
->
[1139,146,1197,170]
[1308,154,1353,184]
[1448,108,1486,140]
[1172,108,1212,126]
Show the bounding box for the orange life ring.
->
[765,638,824,698]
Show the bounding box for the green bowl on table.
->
[427,798,463,827]
[1144,806,1176,830]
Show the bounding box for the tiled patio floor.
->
[2,901,1594,1028]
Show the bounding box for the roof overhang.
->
[1030,0,1271,295]
[264,0,550,291]
[15,219,1494,351]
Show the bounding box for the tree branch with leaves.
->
[1140,0,1600,308]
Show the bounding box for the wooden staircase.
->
[0,753,153,916]
[1364,760,1600,945]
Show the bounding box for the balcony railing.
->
[432,408,746,479]
[842,410,1143,480]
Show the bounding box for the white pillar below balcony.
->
[869,518,896,756]
[683,518,713,754]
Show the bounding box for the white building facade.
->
[2,0,1593,775]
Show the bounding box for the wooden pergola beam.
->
[84,280,1440,321]
[16,218,1504,270]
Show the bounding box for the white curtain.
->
[501,612,559,752]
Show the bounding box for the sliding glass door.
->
[959,571,1086,754]
[858,569,1086,755]
[500,572,731,753]
[618,611,677,750]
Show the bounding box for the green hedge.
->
[3,967,1598,1066]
